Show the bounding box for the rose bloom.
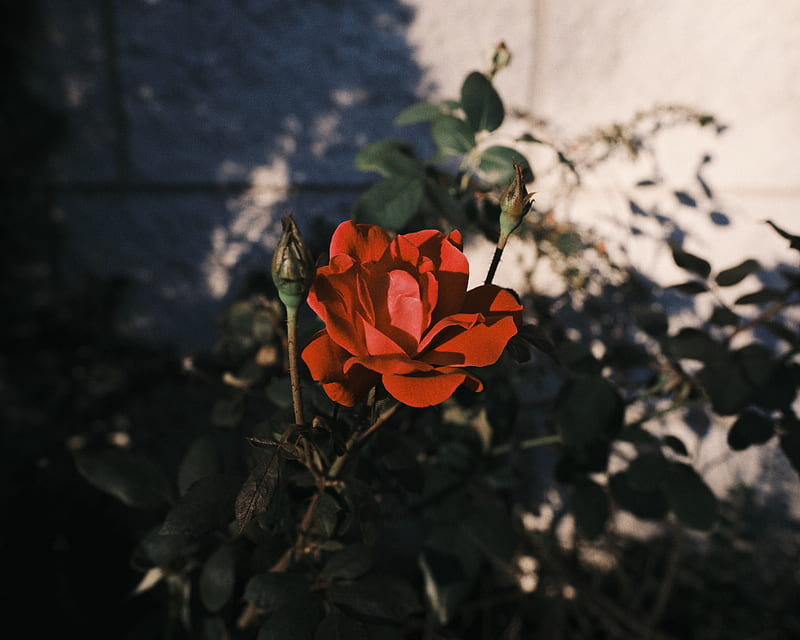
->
[301,221,522,408]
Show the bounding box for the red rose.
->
[301,221,522,408]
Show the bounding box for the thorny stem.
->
[286,305,304,427]
[489,433,561,456]
[238,400,401,630]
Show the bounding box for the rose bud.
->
[498,160,535,246]
[271,215,314,310]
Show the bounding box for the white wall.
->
[41,0,800,349]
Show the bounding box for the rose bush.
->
[302,221,522,407]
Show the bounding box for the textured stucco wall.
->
[39,0,800,351]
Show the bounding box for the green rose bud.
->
[498,160,535,245]
[271,215,314,310]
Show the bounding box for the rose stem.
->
[286,305,305,427]
[484,233,509,285]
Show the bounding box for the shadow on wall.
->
[46,0,427,350]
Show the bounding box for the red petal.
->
[463,285,523,318]
[421,315,519,367]
[329,221,392,263]
[382,368,483,407]
[301,330,377,406]
[344,354,431,376]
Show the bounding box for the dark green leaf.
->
[668,280,709,295]
[245,573,310,610]
[423,178,467,227]
[462,500,517,563]
[699,353,752,415]
[734,288,785,306]
[314,611,369,640]
[211,395,244,428]
[310,492,341,539]
[418,547,470,626]
[320,544,372,582]
[662,463,717,530]
[178,434,222,495]
[393,102,441,125]
[430,115,476,156]
[780,423,800,477]
[633,307,668,337]
[477,146,531,186]
[353,177,425,231]
[626,453,669,492]
[73,448,172,509]
[200,544,237,613]
[571,478,609,539]
[460,71,504,132]
[507,323,559,364]
[258,594,323,640]
[727,410,775,450]
[556,376,624,446]
[133,527,193,570]
[554,231,582,257]
[160,473,241,536]
[667,328,725,362]
[517,133,544,143]
[715,259,760,286]
[235,451,282,532]
[329,575,421,623]
[671,247,711,279]
[609,472,669,520]
[709,306,739,327]
[354,140,424,178]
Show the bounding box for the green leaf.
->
[329,575,421,623]
[354,140,424,178]
[178,435,222,495]
[609,472,669,520]
[633,306,668,337]
[245,573,310,610]
[698,353,752,415]
[476,146,531,186]
[556,376,624,446]
[715,259,760,286]
[571,478,609,539]
[394,102,442,125]
[418,547,469,625]
[258,594,323,640]
[625,453,669,492]
[668,280,709,295]
[667,328,725,362]
[310,492,341,539]
[430,114,476,156]
[460,71,504,132]
[314,611,369,640]
[727,410,775,450]
[671,247,711,279]
[235,450,283,532]
[320,544,372,582]
[709,306,739,327]
[353,177,425,231]
[160,473,241,536]
[662,463,717,530]
[200,544,237,613]
[734,288,785,306]
[74,448,172,509]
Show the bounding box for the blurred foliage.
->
[5,31,799,639]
